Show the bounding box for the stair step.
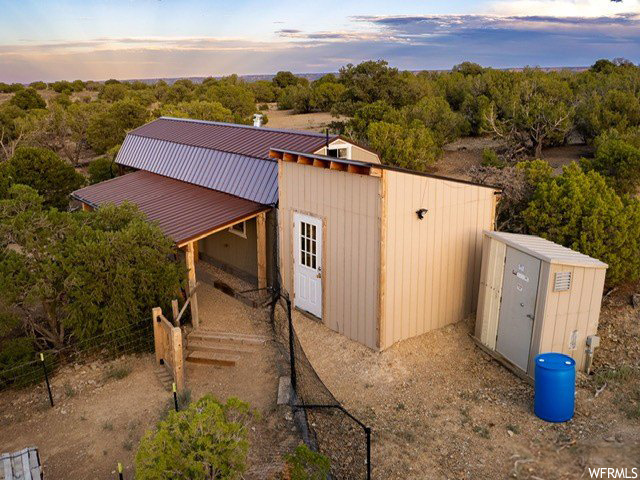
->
[187,340,255,355]
[188,330,269,346]
[153,367,173,391]
[186,350,240,367]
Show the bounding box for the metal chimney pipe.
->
[253,114,263,127]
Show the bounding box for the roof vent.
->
[253,114,263,128]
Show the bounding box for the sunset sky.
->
[1,0,639,82]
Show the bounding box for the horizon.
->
[1,0,639,83]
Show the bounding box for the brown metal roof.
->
[129,117,338,160]
[71,171,269,245]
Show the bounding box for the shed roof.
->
[117,134,278,204]
[72,171,269,245]
[485,231,608,268]
[129,117,337,159]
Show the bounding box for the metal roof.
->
[72,171,269,245]
[485,231,608,268]
[116,135,279,204]
[129,117,337,159]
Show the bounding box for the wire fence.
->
[0,319,154,395]
[270,294,371,480]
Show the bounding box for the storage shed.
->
[475,231,608,378]
[271,149,499,350]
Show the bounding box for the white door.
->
[293,213,322,318]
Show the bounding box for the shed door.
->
[496,247,541,372]
[293,213,322,318]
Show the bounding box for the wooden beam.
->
[256,211,267,290]
[171,299,179,326]
[330,161,347,172]
[269,150,283,160]
[347,164,371,175]
[176,209,270,248]
[369,167,383,177]
[312,158,330,169]
[172,326,185,393]
[193,240,199,264]
[152,307,163,366]
[283,152,296,162]
[81,202,93,212]
[185,242,199,329]
[297,155,313,166]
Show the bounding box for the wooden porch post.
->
[185,242,199,329]
[152,307,163,366]
[257,211,267,290]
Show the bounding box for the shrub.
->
[159,100,233,123]
[367,121,440,170]
[88,156,117,184]
[522,163,640,286]
[581,130,640,194]
[284,444,331,480]
[481,148,505,168]
[403,96,468,146]
[87,99,148,154]
[9,88,46,110]
[0,188,185,349]
[0,337,42,389]
[135,395,254,479]
[4,147,85,209]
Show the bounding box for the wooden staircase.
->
[186,329,269,367]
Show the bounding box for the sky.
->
[0,0,639,82]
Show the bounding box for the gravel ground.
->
[293,300,640,479]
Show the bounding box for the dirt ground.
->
[293,295,640,479]
[0,287,299,480]
[264,104,343,133]
[439,136,594,181]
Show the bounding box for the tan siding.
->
[477,233,607,374]
[315,141,381,164]
[381,171,497,349]
[199,218,258,279]
[279,161,381,348]
[539,264,605,371]
[475,235,506,348]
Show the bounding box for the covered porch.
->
[71,170,273,330]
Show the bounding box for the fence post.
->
[152,307,163,366]
[286,298,297,394]
[40,353,54,407]
[172,382,179,412]
[365,426,371,480]
[117,462,123,480]
[171,299,180,327]
[171,326,185,394]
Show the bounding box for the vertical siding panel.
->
[565,266,585,360]
[416,178,427,335]
[425,179,437,332]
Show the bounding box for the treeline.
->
[2,59,639,172]
[2,59,640,371]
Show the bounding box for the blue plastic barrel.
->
[534,353,576,422]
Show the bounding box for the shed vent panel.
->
[554,271,572,291]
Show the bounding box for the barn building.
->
[73,116,499,349]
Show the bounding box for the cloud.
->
[2,4,640,83]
